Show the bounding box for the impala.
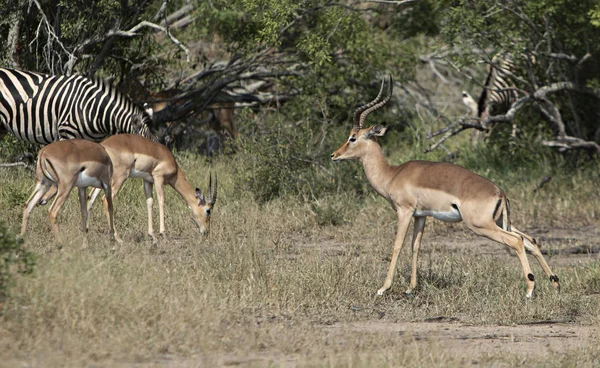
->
[331,76,559,298]
[21,139,119,243]
[86,134,217,242]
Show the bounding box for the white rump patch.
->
[414,207,462,222]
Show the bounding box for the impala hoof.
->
[377,288,386,296]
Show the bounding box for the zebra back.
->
[0,68,156,145]
[477,54,519,120]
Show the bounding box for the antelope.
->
[21,139,119,244]
[85,134,217,242]
[331,76,559,298]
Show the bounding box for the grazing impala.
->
[87,134,217,242]
[21,140,119,243]
[331,76,559,298]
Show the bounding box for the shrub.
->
[0,221,35,304]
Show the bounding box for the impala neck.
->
[170,168,197,209]
[360,141,394,197]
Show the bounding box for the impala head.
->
[331,75,393,161]
[191,173,218,235]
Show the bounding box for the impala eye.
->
[349,137,357,143]
[206,208,211,215]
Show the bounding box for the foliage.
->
[0,220,34,303]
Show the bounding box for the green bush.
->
[0,221,35,303]
[232,113,369,204]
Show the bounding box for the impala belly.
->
[413,208,462,222]
[130,168,154,182]
[75,171,102,188]
[411,187,462,222]
[128,154,156,182]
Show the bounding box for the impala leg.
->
[406,216,426,295]
[78,188,89,233]
[512,226,560,291]
[377,208,413,296]
[470,225,536,298]
[103,183,122,244]
[87,187,102,212]
[144,181,157,243]
[100,172,128,242]
[21,183,51,237]
[78,187,90,248]
[47,185,74,243]
[39,184,57,205]
[154,177,166,236]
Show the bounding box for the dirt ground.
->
[3,225,599,367]
[148,225,600,366]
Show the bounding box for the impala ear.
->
[365,124,389,138]
[195,188,206,206]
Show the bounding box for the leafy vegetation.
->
[0,0,600,366]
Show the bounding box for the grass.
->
[0,145,599,367]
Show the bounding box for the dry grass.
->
[1,154,600,367]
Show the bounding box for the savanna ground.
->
[1,143,600,367]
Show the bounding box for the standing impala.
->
[21,140,119,243]
[331,76,559,298]
[86,134,217,242]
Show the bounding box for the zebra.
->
[462,54,519,127]
[0,68,156,146]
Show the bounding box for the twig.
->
[359,0,417,4]
[0,162,32,169]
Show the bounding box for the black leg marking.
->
[492,199,502,221]
[527,273,535,281]
[550,275,559,283]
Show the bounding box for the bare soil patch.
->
[328,320,598,361]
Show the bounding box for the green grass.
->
[0,143,599,366]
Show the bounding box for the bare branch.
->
[0,162,32,169]
[107,21,190,62]
[425,80,600,156]
[31,0,77,74]
[359,0,417,4]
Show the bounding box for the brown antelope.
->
[331,76,559,298]
[87,134,217,242]
[21,139,119,244]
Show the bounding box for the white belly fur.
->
[130,169,154,183]
[75,171,103,188]
[414,208,462,222]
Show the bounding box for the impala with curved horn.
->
[21,139,119,243]
[331,75,559,298]
[84,134,217,242]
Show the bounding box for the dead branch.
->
[75,20,190,63]
[359,0,417,4]
[425,81,600,155]
[31,0,77,74]
[0,162,32,170]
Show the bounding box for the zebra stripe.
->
[477,54,519,121]
[0,68,156,145]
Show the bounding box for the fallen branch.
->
[425,81,600,156]
[0,162,32,169]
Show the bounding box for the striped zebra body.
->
[462,54,519,125]
[0,68,155,145]
[478,55,518,121]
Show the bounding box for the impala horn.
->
[354,75,394,130]
[208,173,218,205]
